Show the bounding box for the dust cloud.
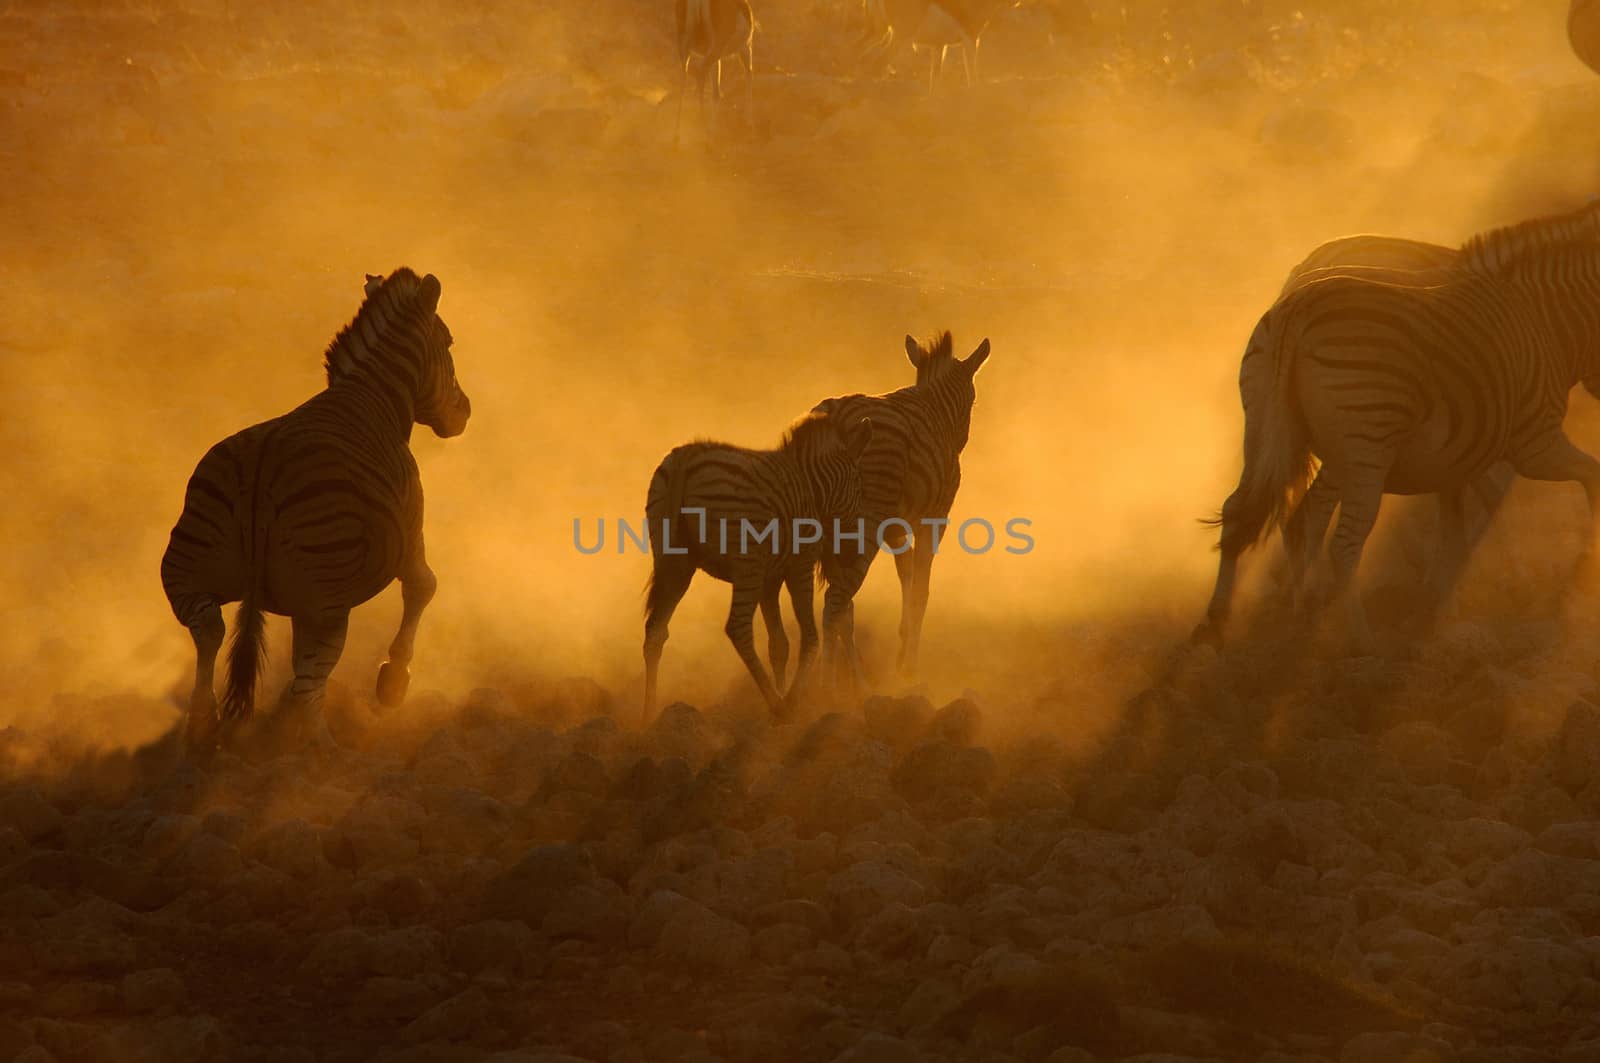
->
[5,3,1600,1057]
[5,0,1592,743]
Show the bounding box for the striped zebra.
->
[810,331,991,692]
[643,410,873,720]
[160,268,470,754]
[1274,201,1600,613]
[675,0,755,144]
[1197,242,1600,652]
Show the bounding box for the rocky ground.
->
[4,619,1600,1063]
[8,1,1600,1060]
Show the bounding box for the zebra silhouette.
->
[1268,201,1600,616]
[643,411,872,721]
[1198,241,1600,653]
[809,331,990,694]
[161,268,470,753]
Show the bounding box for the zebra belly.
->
[261,513,407,616]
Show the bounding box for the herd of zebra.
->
[157,196,1600,758]
[152,5,1600,757]
[159,264,992,754]
[673,0,1021,138]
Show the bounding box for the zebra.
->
[808,331,991,694]
[160,268,470,754]
[859,0,1019,91]
[643,410,873,720]
[1197,242,1600,653]
[675,0,756,144]
[1273,201,1600,615]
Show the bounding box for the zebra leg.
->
[253,612,348,753]
[900,533,936,679]
[822,551,873,701]
[726,580,784,713]
[183,601,224,755]
[377,550,437,708]
[883,522,915,671]
[1511,434,1600,570]
[1284,470,1338,614]
[760,581,790,692]
[781,565,819,715]
[1422,485,1470,624]
[1326,471,1387,656]
[643,555,695,723]
[713,56,724,102]
[958,34,976,86]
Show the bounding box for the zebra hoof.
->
[1189,621,1223,650]
[376,662,410,707]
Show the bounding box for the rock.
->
[122,968,185,1013]
[628,890,695,950]
[299,928,374,987]
[0,788,62,841]
[654,900,750,971]
[249,820,329,879]
[1096,904,1221,950]
[368,927,444,978]
[891,741,995,804]
[449,920,537,975]
[139,1015,230,1063]
[862,696,933,749]
[897,977,960,1033]
[1555,700,1600,792]
[925,698,982,746]
[753,922,815,963]
[827,860,927,924]
[486,843,600,925]
[1536,821,1600,859]
[1214,803,1302,875]
[1339,1030,1453,1063]
[401,987,491,1043]
[830,1033,924,1063]
[541,751,610,799]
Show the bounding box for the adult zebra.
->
[810,331,991,693]
[161,268,470,754]
[643,411,873,720]
[1271,200,1600,615]
[1197,242,1600,652]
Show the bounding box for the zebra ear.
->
[363,273,383,298]
[845,417,873,461]
[962,338,991,375]
[904,335,924,368]
[418,273,442,315]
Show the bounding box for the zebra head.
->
[407,274,472,439]
[326,270,471,438]
[789,412,874,525]
[905,332,991,450]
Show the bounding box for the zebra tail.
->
[221,595,267,720]
[223,441,269,720]
[1204,306,1315,547]
[643,453,693,618]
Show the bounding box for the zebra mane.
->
[1497,237,1600,282]
[323,267,426,386]
[1459,200,1600,275]
[781,410,843,451]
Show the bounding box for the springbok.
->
[859,0,1019,91]
[675,0,756,143]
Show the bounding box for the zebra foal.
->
[643,411,873,720]
[811,331,990,693]
[161,268,470,754]
[1198,242,1600,652]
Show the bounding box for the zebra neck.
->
[1517,275,1600,383]
[333,366,417,440]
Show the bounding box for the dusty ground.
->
[6,1,1600,1061]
